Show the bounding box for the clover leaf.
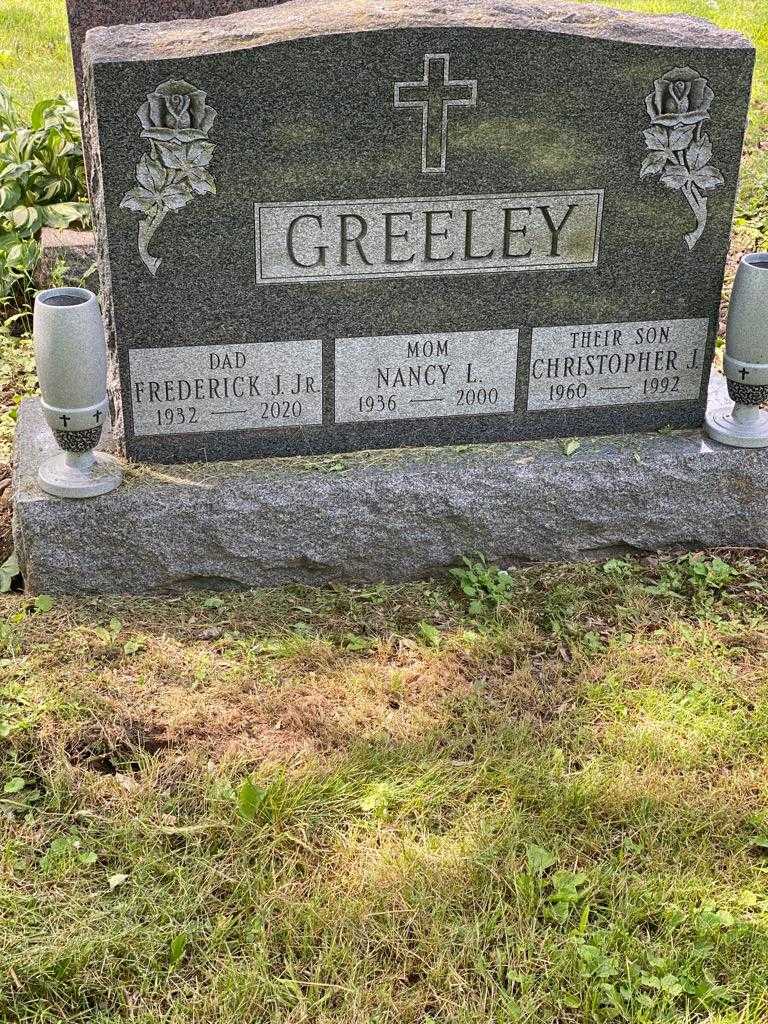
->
[136,154,166,192]
[659,165,693,191]
[186,168,216,196]
[688,135,713,170]
[155,140,215,173]
[120,186,159,216]
[160,183,194,210]
[692,164,724,191]
[643,125,695,156]
[640,151,670,178]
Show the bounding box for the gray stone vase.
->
[33,287,123,497]
[706,253,768,447]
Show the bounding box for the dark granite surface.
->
[83,0,754,464]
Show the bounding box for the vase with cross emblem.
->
[33,287,123,497]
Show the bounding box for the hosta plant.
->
[0,87,90,316]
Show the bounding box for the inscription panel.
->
[527,319,709,411]
[335,329,519,424]
[255,191,603,284]
[129,340,323,436]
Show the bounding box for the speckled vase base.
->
[705,403,768,449]
[38,451,123,498]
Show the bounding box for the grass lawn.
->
[4,557,768,1021]
[1,1,768,1022]
[0,0,73,115]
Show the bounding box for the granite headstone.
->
[83,0,754,464]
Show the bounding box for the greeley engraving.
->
[255,190,603,284]
[640,67,723,250]
[394,54,477,174]
[121,80,217,276]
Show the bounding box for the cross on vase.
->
[740,367,750,380]
[394,53,478,174]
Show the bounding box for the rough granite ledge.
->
[10,373,768,596]
[82,0,752,67]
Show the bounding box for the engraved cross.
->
[59,414,70,427]
[394,54,477,174]
[740,368,750,380]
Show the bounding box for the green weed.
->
[450,554,515,617]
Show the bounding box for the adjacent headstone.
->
[82,0,754,464]
[35,228,98,291]
[66,0,285,110]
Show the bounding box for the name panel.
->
[335,329,519,424]
[527,318,709,411]
[255,190,603,285]
[129,340,323,436]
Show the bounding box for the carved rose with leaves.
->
[121,80,217,277]
[640,67,723,251]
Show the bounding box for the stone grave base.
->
[12,374,768,596]
[35,228,98,291]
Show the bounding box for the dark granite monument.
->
[82,0,754,464]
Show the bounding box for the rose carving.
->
[640,67,723,250]
[121,79,218,277]
[138,80,217,143]
[645,67,715,127]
